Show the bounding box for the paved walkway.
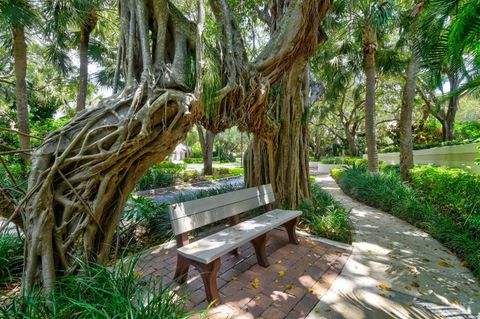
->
[137,229,351,318]
[310,174,480,319]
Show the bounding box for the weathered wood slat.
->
[177,209,302,264]
[169,184,273,220]
[171,191,275,235]
[169,185,275,235]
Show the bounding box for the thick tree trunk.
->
[12,26,30,162]
[196,124,215,175]
[399,56,419,181]
[345,131,358,157]
[76,28,90,113]
[363,28,378,173]
[18,0,331,292]
[245,64,311,209]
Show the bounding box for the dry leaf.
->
[378,283,392,291]
[437,261,454,268]
[285,284,293,290]
[252,278,259,289]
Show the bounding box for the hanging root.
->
[22,84,197,291]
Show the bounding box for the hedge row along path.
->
[311,173,480,319]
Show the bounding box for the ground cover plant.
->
[0,234,23,287]
[0,257,196,319]
[298,184,351,243]
[332,165,480,277]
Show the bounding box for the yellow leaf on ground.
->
[285,284,293,290]
[378,284,392,291]
[278,270,285,277]
[437,261,454,268]
[252,278,259,289]
[277,260,283,264]
[314,308,321,313]
[308,288,314,293]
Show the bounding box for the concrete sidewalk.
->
[308,174,480,319]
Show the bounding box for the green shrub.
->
[335,165,480,278]
[0,234,23,285]
[298,184,351,243]
[455,121,480,140]
[410,165,480,240]
[0,258,196,319]
[136,162,186,190]
[183,158,203,164]
[318,157,366,165]
[123,197,173,246]
[330,168,346,180]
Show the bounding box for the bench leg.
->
[174,255,190,284]
[251,233,269,267]
[283,217,300,245]
[191,258,222,305]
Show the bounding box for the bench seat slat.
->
[177,209,302,264]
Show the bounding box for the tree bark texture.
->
[362,27,378,173]
[12,26,30,162]
[196,124,215,175]
[399,56,419,181]
[16,0,331,292]
[76,29,90,113]
[244,0,329,208]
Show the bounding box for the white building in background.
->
[172,143,192,161]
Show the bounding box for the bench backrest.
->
[169,184,275,235]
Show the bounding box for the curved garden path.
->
[310,173,480,319]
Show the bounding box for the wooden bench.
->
[168,184,302,305]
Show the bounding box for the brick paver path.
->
[137,229,351,318]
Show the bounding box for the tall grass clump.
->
[298,184,351,243]
[0,233,24,286]
[0,257,195,319]
[334,165,480,278]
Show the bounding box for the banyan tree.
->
[0,0,330,292]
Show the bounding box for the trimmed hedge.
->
[333,165,480,278]
[318,157,367,166]
[410,165,480,240]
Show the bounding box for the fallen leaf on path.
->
[252,278,259,289]
[378,283,392,291]
[437,261,454,268]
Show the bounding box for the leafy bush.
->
[183,158,203,164]
[0,234,23,285]
[123,197,173,246]
[136,162,186,190]
[410,165,480,239]
[455,121,480,141]
[0,258,195,319]
[318,157,367,165]
[330,167,346,180]
[334,166,480,278]
[298,184,351,243]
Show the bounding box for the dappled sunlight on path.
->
[310,173,480,319]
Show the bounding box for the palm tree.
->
[355,0,394,173]
[416,0,480,140]
[43,0,103,113]
[0,0,35,162]
[398,2,422,181]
